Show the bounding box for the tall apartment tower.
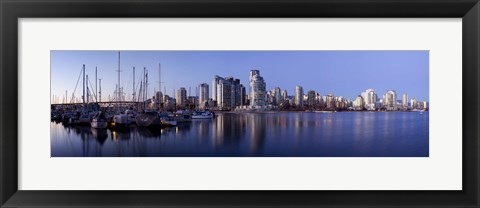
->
[249,70,266,108]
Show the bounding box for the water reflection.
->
[51,112,429,157]
[90,128,108,145]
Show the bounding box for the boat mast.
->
[145,68,148,102]
[95,66,98,102]
[132,67,136,102]
[158,63,162,111]
[86,75,90,104]
[98,78,102,102]
[82,64,85,104]
[143,67,146,111]
[117,51,121,103]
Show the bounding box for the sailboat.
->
[134,66,162,128]
[91,111,108,129]
[135,111,160,127]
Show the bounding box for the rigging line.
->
[70,66,83,103]
[123,74,133,99]
[134,79,142,98]
[87,78,98,103]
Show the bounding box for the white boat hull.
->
[191,115,213,119]
[161,120,177,126]
[91,120,108,129]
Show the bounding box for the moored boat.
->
[191,111,214,119]
[173,114,192,123]
[112,114,130,129]
[314,110,336,113]
[91,111,108,129]
[160,116,177,126]
[69,111,96,126]
[135,112,161,127]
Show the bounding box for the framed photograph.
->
[1,0,479,207]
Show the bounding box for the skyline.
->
[50,50,429,103]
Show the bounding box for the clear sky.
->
[50,50,429,103]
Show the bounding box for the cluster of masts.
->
[53,52,166,111]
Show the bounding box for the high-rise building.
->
[336,96,345,110]
[353,95,364,110]
[274,87,281,105]
[155,91,163,103]
[267,90,273,105]
[316,93,324,108]
[326,94,335,110]
[294,85,304,106]
[307,90,316,107]
[361,89,377,110]
[384,90,397,110]
[212,75,242,110]
[217,79,233,110]
[187,96,198,107]
[155,91,163,110]
[240,84,246,105]
[198,83,209,109]
[410,98,417,109]
[176,87,187,107]
[226,77,241,107]
[281,90,288,101]
[249,70,266,108]
[402,93,408,109]
[212,75,221,102]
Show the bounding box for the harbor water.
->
[51,111,429,157]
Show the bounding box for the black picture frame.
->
[1,0,479,207]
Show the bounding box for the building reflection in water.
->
[248,113,266,155]
[51,111,429,157]
[212,113,247,154]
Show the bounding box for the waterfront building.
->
[226,77,242,107]
[212,75,222,102]
[410,98,417,109]
[288,96,295,105]
[198,83,209,109]
[176,87,187,107]
[163,95,176,111]
[240,84,247,106]
[307,90,316,107]
[336,96,345,110]
[154,91,163,110]
[384,90,397,110]
[217,78,233,110]
[402,93,408,110]
[281,90,288,101]
[423,101,428,110]
[417,101,424,109]
[249,70,267,108]
[346,98,353,108]
[294,85,304,107]
[353,95,364,110]
[267,90,274,105]
[212,76,242,110]
[316,93,324,108]
[361,89,377,110]
[274,87,281,105]
[187,96,198,107]
[326,94,335,110]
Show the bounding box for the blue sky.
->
[50,50,429,103]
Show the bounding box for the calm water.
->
[51,112,429,157]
